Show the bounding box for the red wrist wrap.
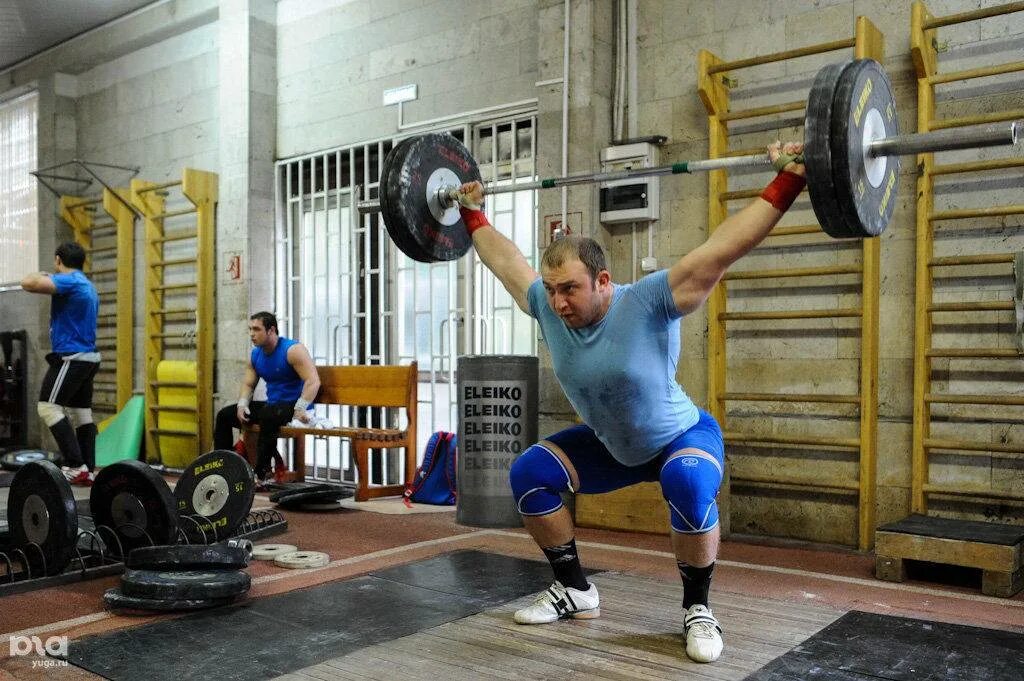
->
[760,171,806,213]
[460,207,491,234]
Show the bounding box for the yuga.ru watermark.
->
[8,635,70,668]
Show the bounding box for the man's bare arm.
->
[458,181,539,314]
[21,273,57,295]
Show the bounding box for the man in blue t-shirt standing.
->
[455,142,805,664]
[213,311,320,485]
[21,241,100,485]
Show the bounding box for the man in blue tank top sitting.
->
[214,311,320,485]
[456,142,805,664]
[21,241,100,485]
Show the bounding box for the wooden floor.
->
[278,572,841,681]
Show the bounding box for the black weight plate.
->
[274,488,353,508]
[91,460,179,555]
[381,137,433,262]
[175,450,255,543]
[386,137,436,263]
[126,542,250,571]
[6,461,78,575]
[1,448,62,471]
[269,482,346,503]
[121,568,251,600]
[381,133,481,263]
[103,587,237,612]
[804,60,860,239]
[830,58,901,238]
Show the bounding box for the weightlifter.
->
[213,312,320,486]
[21,241,100,485]
[457,141,805,663]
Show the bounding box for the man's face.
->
[541,258,609,329]
[248,319,271,347]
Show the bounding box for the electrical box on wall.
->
[599,142,659,224]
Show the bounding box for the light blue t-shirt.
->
[528,269,700,466]
[50,270,98,354]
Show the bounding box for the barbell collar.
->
[867,120,1020,158]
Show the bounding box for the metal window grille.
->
[275,114,538,486]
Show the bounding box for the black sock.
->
[76,423,98,471]
[542,538,589,591]
[50,417,83,467]
[678,561,714,609]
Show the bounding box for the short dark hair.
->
[541,235,608,282]
[249,311,278,334]
[55,241,86,270]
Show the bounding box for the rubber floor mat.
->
[66,549,596,680]
[745,609,1024,680]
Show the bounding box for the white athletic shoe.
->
[513,581,600,624]
[684,604,723,663]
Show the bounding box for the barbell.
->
[357,59,1021,263]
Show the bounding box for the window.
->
[276,116,538,486]
[0,91,38,283]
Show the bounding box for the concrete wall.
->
[1,0,1022,545]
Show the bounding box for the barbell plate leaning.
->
[7,461,78,575]
[380,133,481,263]
[91,460,179,554]
[805,60,860,239]
[830,59,901,238]
[174,449,255,543]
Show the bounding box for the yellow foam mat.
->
[156,360,198,469]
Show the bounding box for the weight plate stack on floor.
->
[829,58,901,238]
[6,461,78,575]
[273,485,353,509]
[126,542,251,571]
[121,568,251,600]
[267,482,343,503]
[102,588,237,612]
[174,450,255,543]
[90,460,179,557]
[1,448,62,471]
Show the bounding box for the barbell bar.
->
[357,59,1022,262]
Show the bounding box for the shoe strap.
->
[543,584,577,615]
[685,612,721,632]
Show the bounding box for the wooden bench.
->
[245,362,418,502]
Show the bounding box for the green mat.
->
[96,395,144,467]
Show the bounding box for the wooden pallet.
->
[875,514,1024,597]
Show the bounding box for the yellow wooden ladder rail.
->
[697,17,884,550]
[910,0,1024,514]
[131,169,218,464]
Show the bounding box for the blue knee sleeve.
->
[660,452,723,534]
[509,444,573,516]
